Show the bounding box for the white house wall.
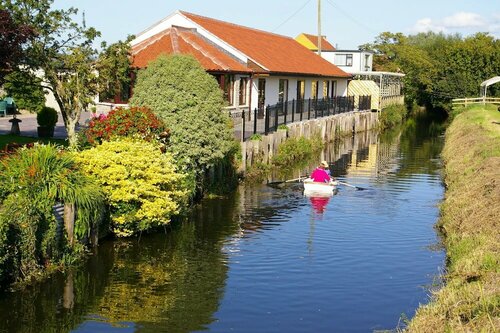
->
[248,75,349,111]
[320,51,372,73]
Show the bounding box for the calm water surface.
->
[0,114,446,333]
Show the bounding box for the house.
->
[129,11,351,117]
[295,33,373,73]
[296,33,405,110]
[295,33,336,52]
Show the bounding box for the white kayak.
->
[303,178,338,195]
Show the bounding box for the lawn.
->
[0,134,67,150]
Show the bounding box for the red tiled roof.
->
[302,33,336,51]
[131,27,251,73]
[180,11,350,78]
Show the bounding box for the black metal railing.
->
[238,95,371,141]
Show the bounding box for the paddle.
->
[337,181,366,190]
[267,176,308,186]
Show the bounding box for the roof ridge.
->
[178,31,229,70]
[131,28,172,54]
[179,10,295,41]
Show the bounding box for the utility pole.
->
[317,0,322,56]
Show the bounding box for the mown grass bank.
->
[407,104,500,332]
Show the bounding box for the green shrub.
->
[277,124,289,131]
[75,138,191,237]
[249,133,262,141]
[129,54,238,192]
[379,104,407,129]
[84,106,169,145]
[272,135,323,169]
[0,144,104,286]
[36,106,58,127]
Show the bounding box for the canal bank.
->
[408,104,500,332]
[0,111,446,332]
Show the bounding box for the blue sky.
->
[53,0,499,49]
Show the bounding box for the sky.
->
[52,0,500,49]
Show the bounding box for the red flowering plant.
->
[84,107,170,146]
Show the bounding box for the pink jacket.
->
[310,168,331,183]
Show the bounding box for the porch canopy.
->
[480,76,500,97]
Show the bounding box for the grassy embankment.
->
[408,104,499,332]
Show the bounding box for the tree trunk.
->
[65,117,79,148]
[64,203,75,246]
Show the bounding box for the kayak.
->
[303,178,338,195]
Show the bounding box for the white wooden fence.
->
[451,97,500,107]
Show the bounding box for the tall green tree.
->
[129,54,238,192]
[96,36,134,103]
[2,0,100,146]
[362,31,500,110]
[1,0,131,147]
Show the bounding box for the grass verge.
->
[407,104,500,332]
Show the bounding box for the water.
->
[0,113,446,333]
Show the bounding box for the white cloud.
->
[412,18,446,33]
[442,12,486,28]
[410,12,500,35]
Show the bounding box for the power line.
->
[272,0,313,33]
[324,0,379,34]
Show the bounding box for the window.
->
[334,53,353,66]
[239,78,248,105]
[258,78,266,109]
[364,54,371,71]
[322,81,329,99]
[296,80,305,100]
[224,74,234,105]
[331,80,337,97]
[311,81,319,99]
[278,79,288,104]
[346,54,353,66]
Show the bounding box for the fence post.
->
[308,98,311,120]
[241,109,245,141]
[274,104,279,131]
[284,102,288,124]
[253,108,258,134]
[291,99,295,123]
[265,105,269,135]
[300,100,303,121]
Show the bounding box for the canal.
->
[0,112,446,333]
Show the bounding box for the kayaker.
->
[310,161,331,183]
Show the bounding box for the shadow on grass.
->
[0,134,67,150]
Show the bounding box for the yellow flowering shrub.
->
[75,138,191,237]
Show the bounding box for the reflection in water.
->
[308,195,331,214]
[0,111,447,333]
[0,196,241,333]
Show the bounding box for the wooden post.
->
[64,203,75,246]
